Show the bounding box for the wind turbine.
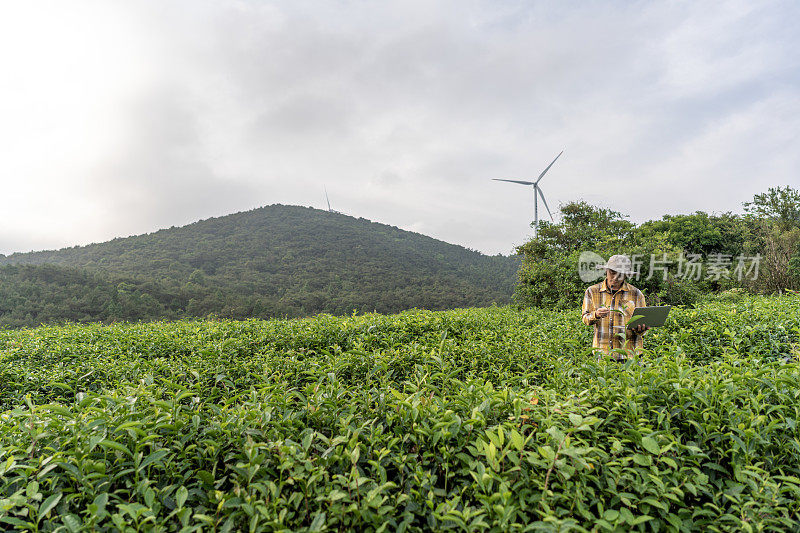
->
[493,150,563,238]
[324,187,343,215]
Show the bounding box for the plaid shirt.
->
[581,279,647,357]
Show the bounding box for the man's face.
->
[606,269,625,290]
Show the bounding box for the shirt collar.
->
[600,279,630,293]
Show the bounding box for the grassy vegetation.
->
[1,295,799,531]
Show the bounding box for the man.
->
[582,255,649,360]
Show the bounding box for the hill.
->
[0,205,518,327]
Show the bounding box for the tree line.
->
[514,186,800,308]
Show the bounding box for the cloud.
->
[0,0,798,255]
[87,87,259,236]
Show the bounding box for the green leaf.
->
[176,486,188,508]
[626,315,645,327]
[302,431,314,451]
[546,426,565,443]
[666,512,683,529]
[631,514,654,525]
[328,490,348,502]
[641,436,661,455]
[193,514,215,525]
[41,404,73,417]
[37,493,63,522]
[88,435,104,452]
[510,429,524,451]
[642,497,667,511]
[62,514,82,533]
[93,492,109,512]
[139,449,169,471]
[1,517,32,528]
[197,470,215,487]
[144,487,155,508]
[309,511,326,532]
[26,480,41,499]
[98,439,132,457]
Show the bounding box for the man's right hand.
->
[595,307,610,318]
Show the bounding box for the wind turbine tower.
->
[492,150,563,238]
[324,187,343,215]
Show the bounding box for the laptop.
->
[626,306,671,329]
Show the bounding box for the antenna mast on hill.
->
[492,150,563,238]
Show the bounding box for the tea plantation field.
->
[1,295,799,532]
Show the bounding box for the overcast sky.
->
[1,0,798,256]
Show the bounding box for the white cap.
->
[598,254,634,275]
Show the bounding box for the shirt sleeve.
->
[581,288,597,325]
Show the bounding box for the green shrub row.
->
[1,296,799,531]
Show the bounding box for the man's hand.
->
[595,307,610,318]
[632,324,649,334]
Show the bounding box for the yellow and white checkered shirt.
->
[581,279,647,357]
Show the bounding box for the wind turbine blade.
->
[492,178,535,185]
[535,150,564,184]
[536,185,554,221]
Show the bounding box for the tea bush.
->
[1,295,799,531]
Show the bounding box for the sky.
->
[1,0,798,256]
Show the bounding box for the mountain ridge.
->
[0,205,519,327]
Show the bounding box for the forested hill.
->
[0,205,518,327]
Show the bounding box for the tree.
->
[528,201,636,259]
[637,212,744,257]
[744,186,800,231]
[514,201,685,309]
[789,240,800,286]
[742,186,800,293]
[742,226,800,293]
